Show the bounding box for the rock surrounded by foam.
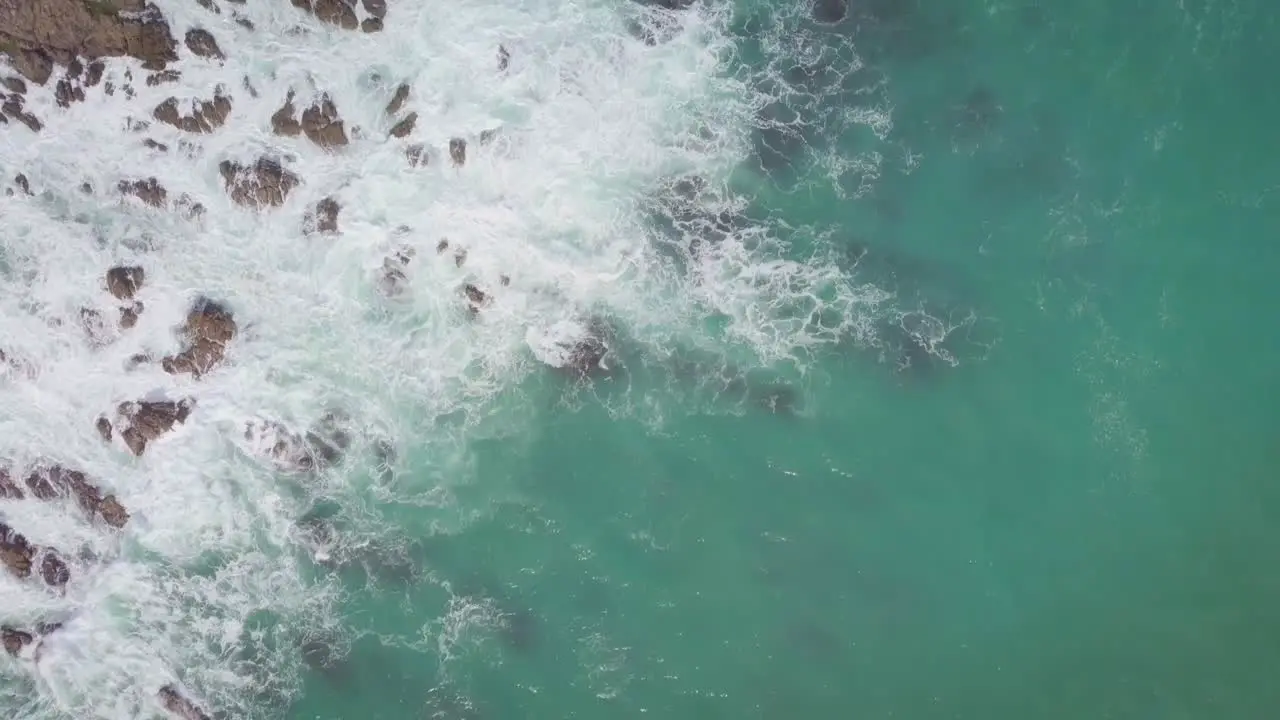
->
[15,464,130,527]
[0,522,69,588]
[526,319,615,378]
[162,299,237,377]
[110,398,195,456]
[219,157,300,208]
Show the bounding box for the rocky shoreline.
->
[2,0,631,716]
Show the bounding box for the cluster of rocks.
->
[0,521,69,589]
[220,157,300,208]
[242,410,351,474]
[1,464,129,527]
[271,88,348,149]
[98,398,194,457]
[118,177,205,218]
[106,265,146,329]
[153,88,233,134]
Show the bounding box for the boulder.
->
[115,398,194,456]
[1,627,33,656]
[389,112,415,138]
[106,265,144,300]
[449,138,466,167]
[289,0,358,31]
[271,90,302,136]
[305,197,340,235]
[152,89,232,133]
[2,94,42,132]
[384,83,409,115]
[161,299,236,378]
[183,28,223,60]
[300,94,348,149]
[1,76,26,93]
[219,158,299,208]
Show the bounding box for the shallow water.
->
[2,0,1278,718]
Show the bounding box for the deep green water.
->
[293,1,1280,717]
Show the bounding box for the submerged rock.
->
[271,90,302,136]
[115,398,195,456]
[162,299,237,378]
[244,411,352,472]
[526,318,617,379]
[219,158,299,208]
[377,246,415,297]
[448,138,466,167]
[106,265,145,300]
[1,627,33,656]
[158,685,212,720]
[305,197,341,235]
[119,177,167,208]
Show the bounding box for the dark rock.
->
[158,685,213,720]
[388,112,415,138]
[184,28,223,59]
[116,398,195,456]
[463,284,488,313]
[435,239,449,254]
[385,83,409,115]
[454,247,467,267]
[195,0,219,13]
[362,0,386,18]
[106,265,144,300]
[301,94,348,149]
[0,522,35,578]
[39,552,69,588]
[14,173,30,195]
[290,0,358,30]
[119,177,167,207]
[96,416,113,442]
[143,138,167,152]
[271,90,302,136]
[66,58,82,79]
[235,14,254,30]
[498,44,509,72]
[360,17,382,32]
[448,137,466,167]
[7,48,53,85]
[0,467,22,499]
[219,158,299,208]
[306,197,340,234]
[1,76,27,94]
[152,89,232,133]
[145,69,181,86]
[2,96,41,132]
[54,77,86,106]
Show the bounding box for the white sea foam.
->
[0,0,890,717]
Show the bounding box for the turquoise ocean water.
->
[3,0,1279,718]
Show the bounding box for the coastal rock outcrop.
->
[0,0,178,81]
[118,177,167,208]
[219,157,299,208]
[17,465,130,527]
[162,299,237,378]
[110,398,195,456]
[153,89,232,133]
[289,0,358,31]
[301,94,349,149]
[0,522,69,589]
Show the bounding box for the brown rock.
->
[385,83,409,115]
[23,465,129,528]
[0,523,34,578]
[449,138,466,167]
[0,0,178,72]
[290,0,358,30]
[158,685,213,720]
[145,69,180,86]
[306,196,340,234]
[1,76,26,93]
[389,112,416,138]
[161,299,236,377]
[106,265,144,299]
[271,90,301,136]
[2,96,41,132]
[120,302,143,329]
[116,398,194,456]
[96,416,113,442]
[184,28,223,59]
[360,17,382,33]
[152,89,231,133]
[2,627,34,656]
[219,158,299,209]
[301,94,348,149]
[66,58,82,78]
[362,0,386,18]
[119,177,167,207]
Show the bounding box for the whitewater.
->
[0,1,899,717]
